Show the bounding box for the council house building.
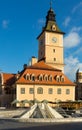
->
[0,5,75,107]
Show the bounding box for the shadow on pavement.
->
[0,121,82,130]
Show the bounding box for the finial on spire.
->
[50,0,52,9]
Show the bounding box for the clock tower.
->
[37,6,65,72]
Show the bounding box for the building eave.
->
[16,82,75,86]
[37,30,65,39]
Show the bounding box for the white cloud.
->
[65,56,82,81]
[64,27,81,48]
[72,2,82,13]
[73,47,82,56]
[71,27,82,32]
[36,18,45,30]
[63,16,71,27]
[2,20,9,29]
[38,18,45,23]
[38,18,45,26]
[64,32,81,48]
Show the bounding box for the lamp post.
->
[33,76,35,104]
[33,84,35,104]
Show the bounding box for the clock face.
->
[52,37,57,43]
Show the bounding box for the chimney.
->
[31,56,37,65]
[23,64,27,69]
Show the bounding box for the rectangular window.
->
[66,89,70,95]
[57,88,61,94]
[48,88,53,94]
[21,88,25,94]
[53,49,55,52]
[29,88,34,94]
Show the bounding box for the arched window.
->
[39,74,43,81]
[37,87,43,94]
[44,74,48,81]
[25,74,30,80]
[48,75,52,81]
[60,75,64,82]
[55,75,60,82]
[31,74,35,81]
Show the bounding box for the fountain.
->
[20,103,63,119]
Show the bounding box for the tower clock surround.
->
[37,5,65,72]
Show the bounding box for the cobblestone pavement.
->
[0,119,82,130]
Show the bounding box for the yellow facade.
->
[16,84,75,106]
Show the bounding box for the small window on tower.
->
[53,49,55,52]
[54,58,56,61]
[52,25,56,31]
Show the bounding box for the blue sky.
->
[0,0,82,81]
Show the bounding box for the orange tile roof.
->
[2,61,75,86]
[2,73,16,86]
[16,61,75,86]
[27,60,61,71]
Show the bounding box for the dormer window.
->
[44,74,48,81]
[55,75,60,82]
[55,75,65,82]
[48,75,52,81]
[25,74,30,80]
[31,74,35,81]
[60,76,64,82]
[39,74,43,81]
